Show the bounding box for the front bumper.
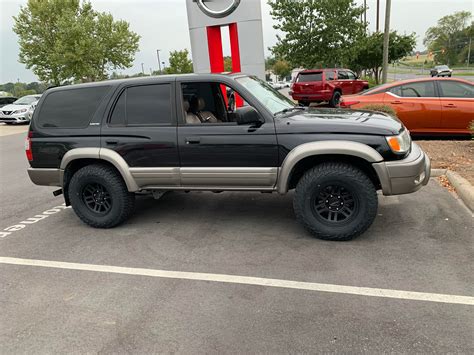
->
[0,113,29,123]
[373,143,431,196]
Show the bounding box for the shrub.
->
[360,104,397,117]
[469,121,474,137]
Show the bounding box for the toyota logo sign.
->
[194,0,241,18]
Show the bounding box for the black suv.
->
[26,74,430,241]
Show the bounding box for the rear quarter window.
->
[297,73,322,82]
[37,86,110,128]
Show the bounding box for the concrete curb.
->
[432,168,474,212]
[431,169,447,177]
[444,171,474,212]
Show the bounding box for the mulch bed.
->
[416,140,474,185]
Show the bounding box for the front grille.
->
[2,111,12,115]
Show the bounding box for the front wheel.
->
[298,100,310,107]
[293,163,378,241]
[69,164,135,228]
[329,91,341,107]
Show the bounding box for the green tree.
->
[164,49,193,74]
[349,31,416,83]
[224,56,233,72]
[265,56,277,70]
[13,0,140,85]
[424,11,472,65]
[268,0,365,68]
[272,59,291,80]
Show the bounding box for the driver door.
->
[176,79,278,189]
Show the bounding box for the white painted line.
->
[0,256,473,306]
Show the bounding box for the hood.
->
[276,108,403,136]
[1,104,32,112]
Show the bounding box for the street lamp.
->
[156,50,162,74]
[141,63,145,74]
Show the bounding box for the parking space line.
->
[1,256,473,306]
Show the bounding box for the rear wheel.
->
[329,91,341,107]
[293,163,378,241]
[298,100,310,107]
[69,164,135,228]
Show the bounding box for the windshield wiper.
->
[274,106,306,116]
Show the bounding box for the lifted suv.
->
[26,74,430,241]
[291,69,369,107]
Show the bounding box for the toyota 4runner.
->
[26,74,430,241]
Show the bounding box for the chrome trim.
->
[194,0,240,18]
[277,141,384,194]
[180,167,278,187]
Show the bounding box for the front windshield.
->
[236,76,294,114]
[14,96,39,105]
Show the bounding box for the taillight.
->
[340,100,360,108]
[25,131,33,161]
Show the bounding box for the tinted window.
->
[297,73,322,82]
[438,81,474,98]
[400,82,436,97]
[38,87,109,128]
[109,84,172,126]
[389,85,402,96]
[346,71,356,79]
[337,71,348,79]
[109,90,126,126]
[325,71,336,81]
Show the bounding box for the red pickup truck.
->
[290,69,369,107]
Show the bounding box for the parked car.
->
[0,94,42,124]
[430,65,452,77]
[290,69,369,107]
[270,81,284,90]
[277,81,290,88]
[26,74,429,241]
[0,96,17,108]
[339,78,474,136]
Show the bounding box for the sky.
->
[0,0,472,83]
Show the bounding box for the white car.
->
[0,94,42,124]
[277,81,290,88]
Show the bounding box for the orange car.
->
[340,78,474,135]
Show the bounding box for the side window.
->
[38,86,110,128]
[346,71,356,80]
[109,84,172,126]
[181,82,249,124]
[337,71,348,80]
[438,81,474,98]
[389,85,402,96]
[325,71,336,81]
[400,81,436,98]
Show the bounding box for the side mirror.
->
[234,106,262,125]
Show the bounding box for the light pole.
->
[381,0,391,84]
[141,63,145,74]
[156,50,162,74]
[376,0,380,32]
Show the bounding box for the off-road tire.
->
[69,164,135,228]
[293,162,378,241]
[329,91,341,107]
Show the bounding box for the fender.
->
[60,148,139,192]
[277,140,384,194]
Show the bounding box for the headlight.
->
[386,129,411,154]
[14,108,28,114]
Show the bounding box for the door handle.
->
[443,104,457,108]
[185,137,201,144]
[390,101,403,104]
[105,139,119,145]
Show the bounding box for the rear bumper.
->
[27,168,61,187]
[291,91,332,102]
[373,143,431,196]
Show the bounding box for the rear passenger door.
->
[336,70,351,94]
[437,80,474,133]
[101,81,180,188]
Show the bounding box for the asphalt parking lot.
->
[1,126,473,353]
